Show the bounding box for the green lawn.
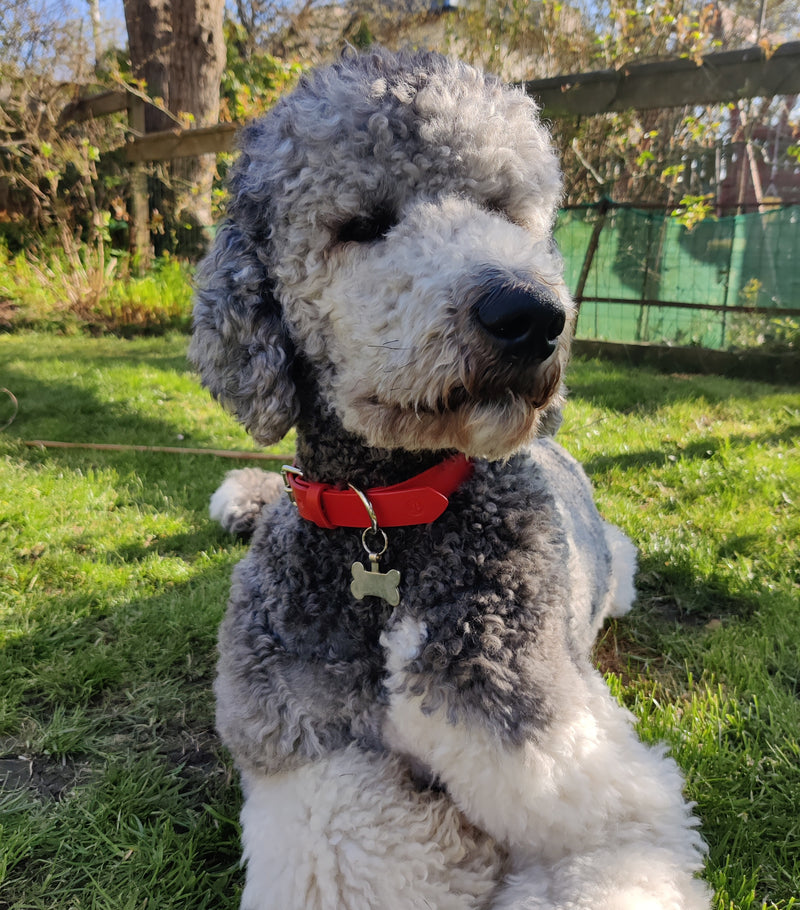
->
[1,332,798,908]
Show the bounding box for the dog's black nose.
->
[474,282,566,361]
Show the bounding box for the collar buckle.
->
[280,464,304,508]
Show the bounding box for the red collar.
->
[282,455,474,530]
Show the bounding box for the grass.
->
[1,332,798,908]
[557,365,800,908]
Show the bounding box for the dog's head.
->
[191,49,573,460]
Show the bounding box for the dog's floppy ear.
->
[189,222,299,445]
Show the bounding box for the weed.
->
[0,247,194,334]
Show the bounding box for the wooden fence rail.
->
[523,40,800,117]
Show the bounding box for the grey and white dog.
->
[190,48,709,909]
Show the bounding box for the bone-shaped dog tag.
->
[348,488,401,606]
[351,556,401,606]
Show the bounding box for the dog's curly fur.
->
[190,48,710,909]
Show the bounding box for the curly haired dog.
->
[190,48,709,910]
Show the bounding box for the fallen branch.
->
[25,439,294,461]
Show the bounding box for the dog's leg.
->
[569,521,639,654]
[237,743,503,910]
[209,468,285,536]
[382,619,709,909]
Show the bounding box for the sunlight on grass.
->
[0,335,798,907]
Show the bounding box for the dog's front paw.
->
[209,468,285,536]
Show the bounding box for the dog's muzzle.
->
[473,278,566,363]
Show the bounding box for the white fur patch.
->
[492,846,711,909]
[602,521,638,618]
[209,468,284,533]
[379,615,428,673]
[383,658,709,908]
[238,745,500,910]
[209,473,243,523]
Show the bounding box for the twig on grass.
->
[25,439,294,461]
[1,388,19,431]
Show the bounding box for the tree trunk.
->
[124,0,174,133]
[169,0,226,236]
[123,0,225,253]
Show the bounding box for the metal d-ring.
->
[348,484,389,558]
[361,526,389,559]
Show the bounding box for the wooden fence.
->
[60,41,800,263]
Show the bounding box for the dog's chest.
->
[221,455,580,769]
[248,462,565,669]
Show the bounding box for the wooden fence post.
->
[574,197,610,318]
[127,95,152,272]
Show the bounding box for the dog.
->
[190,48,710,909]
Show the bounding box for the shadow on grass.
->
[0,561,244,909]
[1,554,232,711]
[2,367,196,446]
[2,334,192,373]
[579,427,799,476]
[1,345,282,521]
[566,355,793,415]
[634,551,762,624]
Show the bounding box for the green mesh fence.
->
[555,202,800,350]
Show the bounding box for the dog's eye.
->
[336,208,397,244]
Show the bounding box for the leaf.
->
[758,37,774,59]
[661,164,685,180]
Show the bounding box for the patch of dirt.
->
[0,299,20,330]
[0,753,91,801]
[592,620,663,685]
[158,727,232,784]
